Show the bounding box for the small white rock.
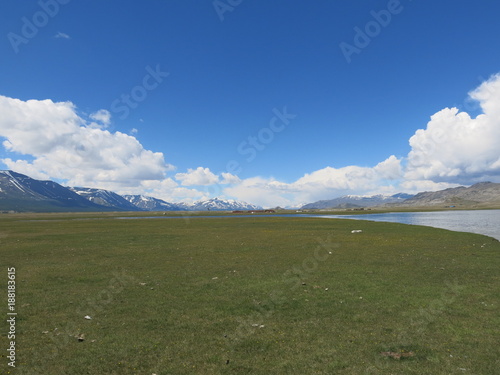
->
[84,315,92,320]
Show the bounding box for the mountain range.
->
[0,170,108,212]
[301,193,414,209]
[0,170,261,212]
[69,187,142,211]
[302,183,500,209]
[396,182,500,207]
[122,195,261,211]
[1,170,499,212]
[122,195,184,211]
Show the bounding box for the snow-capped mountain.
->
[0,171,263,212]
[70,187,142,211]
[301,193,414,209]
[3,170,499,213]
[123,196,262,211]
[0,170,107,212]
[188,197,262,211]
[123,195,183,211]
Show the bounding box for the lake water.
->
[319,210,500,241]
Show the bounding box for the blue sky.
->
[1,0,500,207]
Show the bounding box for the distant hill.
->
[302,183,500,210]
[302,193,414,209]
[399,182,500,207]
[0,170,108,212]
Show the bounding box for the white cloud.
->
[89,109,111,128]
[220,172,240,184]
[399,179,461,194]
[1,74,500,208]
[118,178,208,204]
[224,177,295,208]
[0,95,173,190]
[225,74,500,207]
[223,156,404,207]
[290,156,403,201]
[0,159,50,181]
[174,167,240,187]
[405,74,500,184]
[175,167,219,186]
[373,155,403,180]
[54,32,71,39]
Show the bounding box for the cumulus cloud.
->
[220,172,240,184]
[224,177,296,208]
[89,109,111,127]
[373,155,403,180]
[2,74,499,208]
[175,167,219,186]
[291,156,402,199]
[0,95,173,190]
[225,74,500,207]
[174,167,240,186]
[399,179,462,194]
[223,156,404,207]
[405,74,500,184]
[130,178,208,204]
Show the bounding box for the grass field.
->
[1,213,499,374]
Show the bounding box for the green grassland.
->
[1,213,499,374]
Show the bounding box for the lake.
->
[319,209,500,241]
